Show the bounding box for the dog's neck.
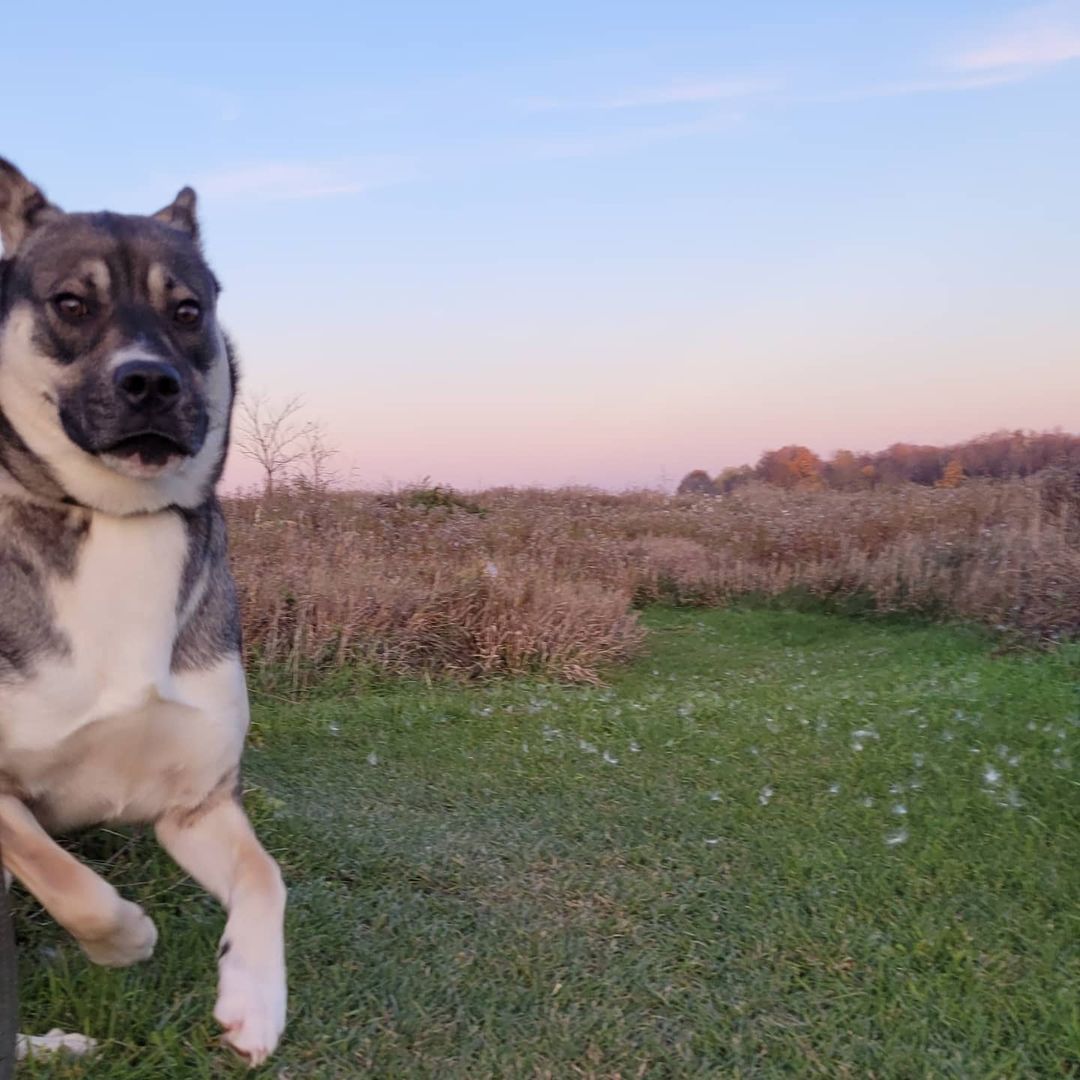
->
[0,406,75,507]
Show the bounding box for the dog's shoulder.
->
[172,497,242,674]
[0,492,88,680]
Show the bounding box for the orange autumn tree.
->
[756,445,824,490]
[937,458,964,488]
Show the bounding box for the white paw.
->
[77,898,157,967]
[214,953,286,1067]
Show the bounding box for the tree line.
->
[678,430,1080,495]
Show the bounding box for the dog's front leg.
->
[0,795,156,966]
[155,797,286,1067]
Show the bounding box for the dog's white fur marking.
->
[0,305,230,514]
[105,339,159,373]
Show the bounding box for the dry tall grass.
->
[224,473,1080,683]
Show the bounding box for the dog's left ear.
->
[153,187,200,242]
[0,158,62,256]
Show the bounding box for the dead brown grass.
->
[224,473,1080,683]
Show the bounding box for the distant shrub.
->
[392,481,486,515]
[676,470,718,496]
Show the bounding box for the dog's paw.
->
[214,954,286,1067]
[77,898,157,967]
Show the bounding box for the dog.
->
[0,159,286,1067]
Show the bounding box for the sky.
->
[2,1,1078,490]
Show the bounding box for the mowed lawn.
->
[14,609,1080,1078]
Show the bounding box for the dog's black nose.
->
[114,360,183,412]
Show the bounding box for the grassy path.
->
[16,609,1080,1076]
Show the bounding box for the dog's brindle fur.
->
[0,159,286,1066]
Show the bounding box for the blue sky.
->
[3,1,1078,488]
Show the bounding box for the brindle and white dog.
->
[0,159,286,1066]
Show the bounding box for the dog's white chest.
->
[1,510,248,826]
[65,511,187,704]
[32,511,188,732]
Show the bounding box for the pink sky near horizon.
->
[223,301,1080,492]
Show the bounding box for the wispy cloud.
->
[524,114,742,161]
[952,0,1080,72]
[823,3,1080,103]
[193,160,409,202]
[848,69,1031,100]
[526,77,777,112]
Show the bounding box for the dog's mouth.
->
[103,432,191,467]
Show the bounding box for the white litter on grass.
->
[602,750,620,765]
[861,796,875,808]
[704,837,721,847]
[758,784,774,806]
[629,740,642,753]
[17,1031,97,1061]
[708,790,722,802]
[851,727,879,752]
[983,766,1001,786]
[828,783,841,795]
[885,829,909,847]
[328,721,340,736]
[366,751,379,766]
[542,725,561,741]
[765,717,781,734]
[579,739,598,754]
[912,753,925,769]
[1001,788,1024,809]
[892,803,908,816]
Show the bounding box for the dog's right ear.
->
[0,159,62,256]
[153,187,200,242]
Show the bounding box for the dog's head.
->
[0,159,235,514]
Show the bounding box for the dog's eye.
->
[174,300,201,327]
[54,293,90,320]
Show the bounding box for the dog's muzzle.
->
[59,357,209,470]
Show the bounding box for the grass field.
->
[14,608,1080,1077]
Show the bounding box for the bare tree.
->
[293,420,340,492]
[234,395,315,495]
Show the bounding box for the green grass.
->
[14,609,1080,1077]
